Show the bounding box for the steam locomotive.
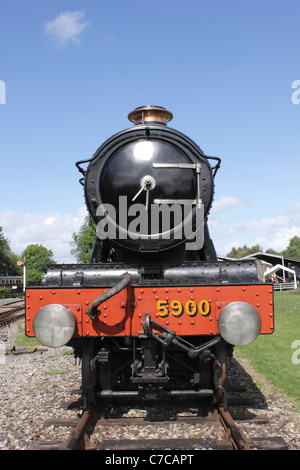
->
[26,106,274,408]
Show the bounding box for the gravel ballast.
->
[0,321,299,450]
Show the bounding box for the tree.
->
[225,237,300,260]
[21,244,56,285]
[281,236,300,259]
[71,216,96,263]
[265,248,281,255]
[226,244,263,259]
[0,227,21,275]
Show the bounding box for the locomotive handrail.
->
[87,272,132,320]
[76,158,91,176]
[205,155,221,178]
[75,159,92,186]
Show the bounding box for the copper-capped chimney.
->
[128,105,173,126]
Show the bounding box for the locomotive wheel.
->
[82,337,97,409]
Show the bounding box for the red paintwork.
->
[25,284,274,339]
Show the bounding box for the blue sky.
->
[0,0,300,262]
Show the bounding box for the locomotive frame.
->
[25,106,274,409]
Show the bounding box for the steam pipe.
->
[87,272,131,320]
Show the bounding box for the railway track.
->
[0,300,25,329]
[35,400,289,451]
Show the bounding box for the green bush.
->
[0,286,11,298]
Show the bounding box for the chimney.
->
[128,105,173,126]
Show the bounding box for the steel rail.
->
[217,406,251,450]
[59,408,98,450]
[38,402,289,450]
[58,405,252,450]
[0,306,25,328]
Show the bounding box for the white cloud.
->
[287,200,300,214]
[0,207,88,263]
[209,214,300,256]
[208,196,300,255]
[44,217,55,225]
[211,196,248,214]
[44,11,89,47]
[1,202,299,264]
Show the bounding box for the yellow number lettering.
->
[185,300,198,317]
[170,300,184,317]
[199,299,211,316]
[157,300,169,317]
[156,298,211,318]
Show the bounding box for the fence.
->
[273,282,297,291]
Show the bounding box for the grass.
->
[14,322,74,356]
[14,322,41,347]
[44,369,69,376]
[13,322,72,376]
[236,290,300,407]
